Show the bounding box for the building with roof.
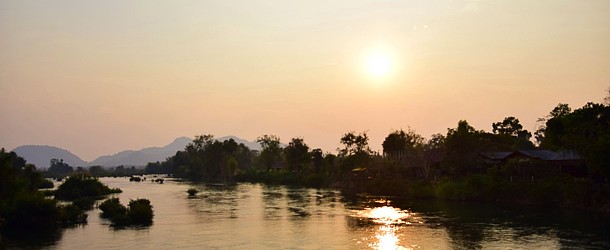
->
[480,149,586,177]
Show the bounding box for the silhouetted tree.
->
[257,135,283,171]
[426,133,446,150]
[311,148,324,174]
[338,131,373,173]
[0,149,86,229]
[492,116,531,140]
[284,138,310,172]
[534,103,572,145]
[550,103,572,118]
[542,102,610,178]
[382,129,425,156]
[442,120,484,176]
[339,131,372,157]
[491,117,534,150]
[48,158,73,176]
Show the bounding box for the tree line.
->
[144,98,609,185]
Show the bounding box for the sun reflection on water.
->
[358,206,411,225]
[370,225,412,250]
[353,206,417,250]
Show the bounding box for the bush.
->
[0,193,59,229]
[72,197,95,210]
[127,199,154,225]
[99,198,127,219]
[99,198,153,226]
[55,175,122,200]
[57,204,88,225]
[37,179,54,189]
[187,188,198,196]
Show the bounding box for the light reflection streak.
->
[354,206,415,249]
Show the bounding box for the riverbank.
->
[234,170,610,215]
[342,176,610,215]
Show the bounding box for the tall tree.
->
[442,120,484,176]
[257,135,283,171]
[382,128,425,157]
[284,138,310,172]
[339,131,372,157]
[542,102,610,177]
[426,133,446,150]
[311,148,324,174]
[492,116,531,140]
[48,158,73,176]
[535,103,572,145]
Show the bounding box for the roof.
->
[480,151,513,160]
[481,150,582,161]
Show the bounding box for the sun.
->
[364,50,393,80]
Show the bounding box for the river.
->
[4,176,610,249]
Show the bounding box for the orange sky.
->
[1,1,609,161]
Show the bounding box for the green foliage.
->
[435,175,504,201]
[235,169,331,188]
[54,174,122,200]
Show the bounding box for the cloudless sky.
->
[1,0,609,161]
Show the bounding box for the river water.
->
[4,176,610,249]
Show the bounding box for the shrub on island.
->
[99,198,153,227]
[54,174,122,201]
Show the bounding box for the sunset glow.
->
[0,1,608,161]
[1,1,609,248]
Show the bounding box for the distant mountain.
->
[217,135,262,151]
[11,135,263,168]
[89,135,261,167]
[12,145,87,169]
[90,136,193,167]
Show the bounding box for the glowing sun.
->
[364,50,394,80]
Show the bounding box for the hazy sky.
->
[1,0,609,161]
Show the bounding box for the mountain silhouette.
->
[12,145,87,168]
[12,136,262,168]
[89,136,193,167]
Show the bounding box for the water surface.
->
[4,177,609,249]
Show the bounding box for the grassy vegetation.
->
[346,174,609,210]
[235,169,332,188]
